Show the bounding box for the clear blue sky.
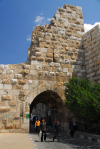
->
[0,0,100,64]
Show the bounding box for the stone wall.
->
[0,3,99,133]
[83,24,100,83]
[28,4,86,79]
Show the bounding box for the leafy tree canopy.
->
[64,76,100,123]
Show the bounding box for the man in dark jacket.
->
[53,120,60,142]
[40,118,48,142]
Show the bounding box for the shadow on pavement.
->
[30,123,100,149]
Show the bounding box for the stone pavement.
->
[0,133,34,149]
[0,126,100,149]
[29,125,100,149]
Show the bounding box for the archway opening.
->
[31,103,52,125]
[29,90,66,133]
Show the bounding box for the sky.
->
[0,0,100,65]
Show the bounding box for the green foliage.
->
[64,76,100,122]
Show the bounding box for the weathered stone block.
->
[57,67,62,72]
[52,67,56,72]
[18,80,26,84]
[10,70,13,74]
[0,107,10,112]
[2,79,10,84]
[47,48,53,53]
[60,50,66,54]
[71,56,76,60]
[39,43,44,48]
[44,44,50,48]
[65,32,72,36]
[0,123,5,129]
[23,65,30,69]
[21,69,29,74]
[77,49,83,53]
[58,82,63,86]
[0,69,2,74]
[16,84,22,89]
[0,84,3,89]
[45,71,49,76]
[5,123,13,129]
[37,57,44,61]
[49,72,55,76]
[36,66,42,71]
[15,123,21,129]
[50,62,54,67]
[27,80,32,84]
[35,47,40,52]
[55,63,60,67]
[1,95,11,100]
[56,72,59,76]
[40,48,47,53]
[11,79,17,85]
[68,51,73,55]
[15,74,22,79]
[95,60,100,65]
[58,7,66,12]
[4,84,12,90]
[77,73,82,77]
[63,68,68,72]
[60,54,64,59]
[0,130,9,133]
[90,72,95,77]
[38,71,44,76]
[64,59,70,64]
[46,53,53,58]
[24,69,30,74]
[31,56,36,60]
[71,60,76,65]
[54,54,59,62]
[35,52,42,57]
[19,90,25,96]
[45,58,53,62]
[9,101,16,106]
[23,85,29,90]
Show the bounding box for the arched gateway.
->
[0,4,92,133]
[29,88,67,132]
[22,83,68,132]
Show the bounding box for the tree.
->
[64,76,100,123]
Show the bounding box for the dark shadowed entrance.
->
[29,90,66,133]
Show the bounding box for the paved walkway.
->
[29,132,100,149]
[0,124,100,149]
[0,133,34,149]
[29,124,100,149]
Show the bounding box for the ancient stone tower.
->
[0,4,100,133]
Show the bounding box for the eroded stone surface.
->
[0,4,99,133]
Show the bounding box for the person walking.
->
[70,122,77,137]
[40,118,48,142]
[53,120,60,142]
[35,118,40,135]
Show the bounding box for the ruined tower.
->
[0,4,100,133]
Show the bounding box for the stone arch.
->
[26,83,69,132]
[30,90,64,125]
[25,82,66,105]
